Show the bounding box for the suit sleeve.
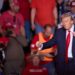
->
[42,30,57,50]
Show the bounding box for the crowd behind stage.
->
[0,0,75,75]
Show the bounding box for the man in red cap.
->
[2,0,27,75]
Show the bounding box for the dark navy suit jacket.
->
[42,26,75,65]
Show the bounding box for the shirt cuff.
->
[38,43,43,50]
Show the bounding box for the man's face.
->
[71,7,75,14]
[44,27,52,38]
[9,1,19,13]
[62,17,73,30]
[32,56,40,66]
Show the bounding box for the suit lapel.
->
[61,28,66,59]
[63,28,66,50]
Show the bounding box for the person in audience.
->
[57,0,65,24]
[0,27,9,75]
[22,54,48,75]
[1,0,27,75]
[19,0,31,43]
[31,0,58,34]
[69,1,75,24]
[31,25,57,75]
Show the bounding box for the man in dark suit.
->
[37,13,75,75]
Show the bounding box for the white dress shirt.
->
[66,25,74,58]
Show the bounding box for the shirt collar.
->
[67,24,74,33]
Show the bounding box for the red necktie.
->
[65,31,70,63]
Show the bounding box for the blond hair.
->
[61,13,73,20]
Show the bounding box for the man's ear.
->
[71,20,74,24]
